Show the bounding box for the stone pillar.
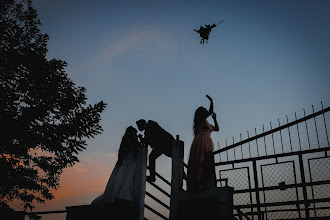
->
[169,135,184,220]
[134,144,148,220]
[66,205,91,220]
[178,186,234,220]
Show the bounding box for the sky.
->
[16,0,330,219]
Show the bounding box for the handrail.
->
[145,192,170,210]
[215,146,330,166]
[234,198,330,209]
[147,180,171,198]
[147,166,171,186]
[229,178,330,194]
[144,204,168,220]
[214,106,330,155]
[24,210,67,215]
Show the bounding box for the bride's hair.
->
[118,126,137,164]
[193,106,209,136]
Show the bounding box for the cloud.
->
[94,27,177,64]
[71,163,88,174]
[102,30,149,60]
[103,153,118,159]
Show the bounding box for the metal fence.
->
[214,102,330,220]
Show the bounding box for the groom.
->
[136,119,174,182]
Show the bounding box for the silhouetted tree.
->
[0,0,106,215]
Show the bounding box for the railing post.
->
[298,153,310,219]
[169,135,184,220]
[135,143,148,220]
[252,160,262,220]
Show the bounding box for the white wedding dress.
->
[91,151,136,207]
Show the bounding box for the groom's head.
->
[136,119,146,131]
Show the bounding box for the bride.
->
[91,126,140,206]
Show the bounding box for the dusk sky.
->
[21,0,330,219]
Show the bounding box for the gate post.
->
[253,160,262,220]
[135,143,148,220]
[169,135,184,220]
[298,153,310,219]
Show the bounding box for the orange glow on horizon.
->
[49,154,117,202]
[9,153,118,213]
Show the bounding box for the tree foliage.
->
[0,0,106,213]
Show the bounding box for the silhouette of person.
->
[91,126,140,207]
[194,20,224,44]
[136,119,174,182]
[187,95,219,191]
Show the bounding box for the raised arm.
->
[206,94,213,116]
[137,133,147,146]
[211,113,219,132]
[137,134,144,143]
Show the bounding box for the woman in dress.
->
[187,95,219,191]
[91,126,140,207]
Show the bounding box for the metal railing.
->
[215,102,330,160]
[214,102,330,220]
[144,167,171,220]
